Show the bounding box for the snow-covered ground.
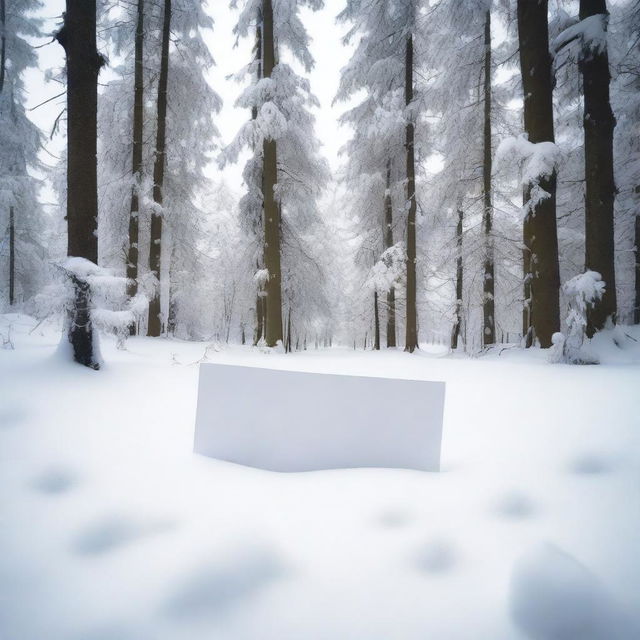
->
[1,314,639,640]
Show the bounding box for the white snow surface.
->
[1,313,639,640]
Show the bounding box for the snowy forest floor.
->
[1,313,639,640]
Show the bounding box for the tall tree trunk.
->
[262,0,283,347]
[451,204,463,350]
[373,290,380,350]
[517,0,560,348]
[8,205,14,305]
[635,186,640,324]
[580,0,617,335]
[56,0,103,368]
[404,33,418,352]
[0,0,6,94]
[384,161,396,347]
[126,0,144,318]
[147,0,171,337]
[482,10,495,348]
[252,16,266,345]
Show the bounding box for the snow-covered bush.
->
[549,271,605,364]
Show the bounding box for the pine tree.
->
[516,0,560,348]
[0,0,46,307]
[579,0,617,334]
[56,0,104,368]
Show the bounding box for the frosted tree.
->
[515,0,561,348]
[611,0,640,323]
[98,0,221,337]
[56,0,105,368]
[0,0,46,307]
[223,0,329,349]
[335,0,428,352]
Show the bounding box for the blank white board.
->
[194,364,446,472]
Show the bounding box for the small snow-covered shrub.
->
[550,271,605,364]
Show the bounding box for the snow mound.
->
[509,543,636,639]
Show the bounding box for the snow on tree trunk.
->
[579,0,617,335]
[147,0,171,338]
[482,9,495,348]
[451,205,464,351]
[56,0,104,369]
[516,0,561,348]
[549,270,605,364]
[126,0,144,323]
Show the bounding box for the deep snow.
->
[1,313,639,639]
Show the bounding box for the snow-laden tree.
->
[97,0,221,337]
[223,0,330,349]
[0,0,47,307]
[335,0,431,352]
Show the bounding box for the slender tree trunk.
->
[373,290,380,350]
[0,0,6,94]
[56,0,103,368]
[580,0,617,335]
[517,0,560,348]
[8,205,14,305]
[635,186,640,324]
[126,0,144,321]
[384,161,396,347]
[252,18,266,345]
[147,0,171,337]
[286,307,292,353]
[522,204,533,347]
[451,205,463,350]
[482,10,495,347]
[262,0,283,347]
[404,34,418,353]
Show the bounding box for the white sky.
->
[25,0,355,203]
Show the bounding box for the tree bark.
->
[0,0,6,94]
[126,0,144,317]
[635,186,640,324]
[482,10,495,347]
[517,0,560,348]
[262,0,283,347]
[8,205,14,305]
[451,204,463,350]
[580,0,617,335]
[147,0,171,337]
[404,33,418,352]
[384,161,396,347]
[373,290,380,350]
[56,0,103,368]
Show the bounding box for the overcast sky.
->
[25,0,354,204]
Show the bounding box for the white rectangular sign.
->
[194,364,445,472]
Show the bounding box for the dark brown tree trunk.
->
[451,205,463,350]
[404,34,418,353]
[56,0,103,368]
[517,0,560,348]
[147,0,171,337]
[384,161,396,347]
[126,0,144,321]
[286,307,292,353]
[580,0,617,335]
[373,290,380,350]
[262,0,283,347]
[8,205,14,305]
[482,10,495,348]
